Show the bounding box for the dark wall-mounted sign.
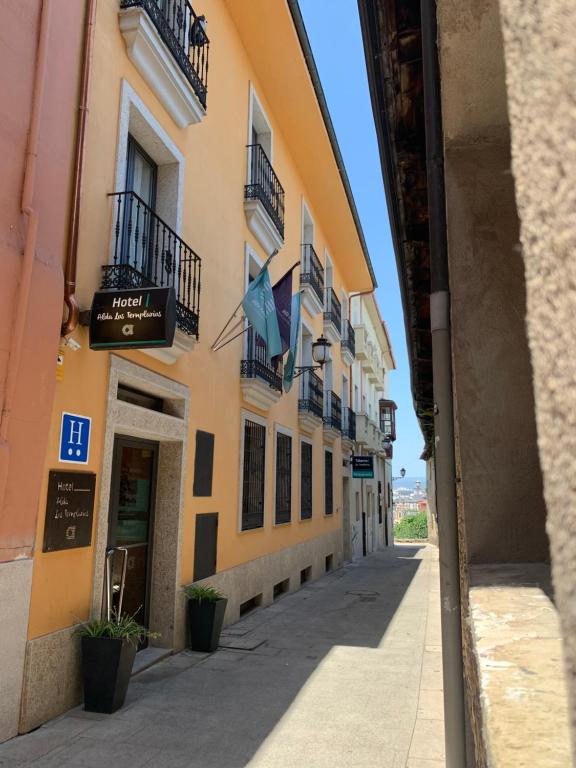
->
[43,470,96,552]
[352,455,374,479]
[193,431,215,497]
[89,286,176,350]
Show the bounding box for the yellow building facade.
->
[18,0,375,731]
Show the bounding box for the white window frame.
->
[247,83,273,182]
[272,423,294,527]
[113,80,184,241]
[238,409,269,533]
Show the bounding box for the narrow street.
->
[0,545,444,768]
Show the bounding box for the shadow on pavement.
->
[0,545,428,768]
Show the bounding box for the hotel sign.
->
[43,470,96,552]
[89,287,176,350]
[351,455,374,479]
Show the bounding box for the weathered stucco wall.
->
[498,0,576,756]
[444,142,548,564]
[438,0,549,564]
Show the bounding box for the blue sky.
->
[299,0,425,480]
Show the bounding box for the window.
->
[241,418,266,531]
[300,441,313,520]
[275,431,292,525]
[325,450,333,516]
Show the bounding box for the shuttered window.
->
[325,450,333,516]
[242,419,266,530]
[300,442,313,520]
[275,432,292,525]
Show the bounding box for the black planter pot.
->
[81,636,137,713]
[187,597,228,652]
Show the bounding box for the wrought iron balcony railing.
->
[240,327,283,393]
[342,320,355,358]
[104,191,201,337]
[120,1,209,108]
[323,390,342,432]
[245,144,285,240]
[300,244,324,306]
[298,370,323,420]
[343,406,356,441]
[324,288,341,335]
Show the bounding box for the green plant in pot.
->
[184,584,227,652]
[75,612,157,714]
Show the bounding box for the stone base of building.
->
[0,559,33,743]
[17,529,343,734]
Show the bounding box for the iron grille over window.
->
[120,0,210,108]
[324,288,341,334]
[325,451,333,516]
[240,327,283,392]
[241,419,266,531]
[103,191,201,337]
[342,321,355,358]
[245,144,285,239]
[298,370,323,419]
[300,244,324,306]
[275,433,292,525]
[300,442,313,520]
[323,391,342,432]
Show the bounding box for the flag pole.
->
[212,323,251,353]
[210,249,278,350]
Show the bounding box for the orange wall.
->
[27,0,370,639]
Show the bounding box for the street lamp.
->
[391,467,406,523]
[292,335,332,378]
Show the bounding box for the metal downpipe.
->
[420,0,467,765]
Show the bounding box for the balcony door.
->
[123,135,157,276]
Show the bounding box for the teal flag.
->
[283,292,301,393]
[242,266,282,363]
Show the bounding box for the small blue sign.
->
[59,412,91,464]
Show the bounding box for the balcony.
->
[300,244,324,316]
[354,324,368,360]
[119,0,209,127]
[355,412,370,447]
[323,288,341,344]
[240,327,282,411]
[298,370,324,433]
[323,390,342,443]
[244,144,285,253]
[341,406,356,452]
[103,191,201,363]
[341,321,355,366]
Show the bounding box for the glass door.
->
[108,436,158,646]
[122,135,157,276]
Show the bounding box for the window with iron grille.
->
[242,419,266,531]
[275,432,292,524]
[324,450,333,516]
[300,441,313,520]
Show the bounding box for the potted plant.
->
[75,612,157,714]
[184,584,227,652]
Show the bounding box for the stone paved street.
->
[0,544,444,768]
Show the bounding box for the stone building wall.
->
[498,0,576,757]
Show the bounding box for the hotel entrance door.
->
[108,437,158,640]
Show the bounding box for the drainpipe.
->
[61,0,97,337]
[420,1,467,766]
[0,0,52,512]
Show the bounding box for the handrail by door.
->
[104,546,128,620]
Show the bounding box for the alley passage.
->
[0,545,445,768]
